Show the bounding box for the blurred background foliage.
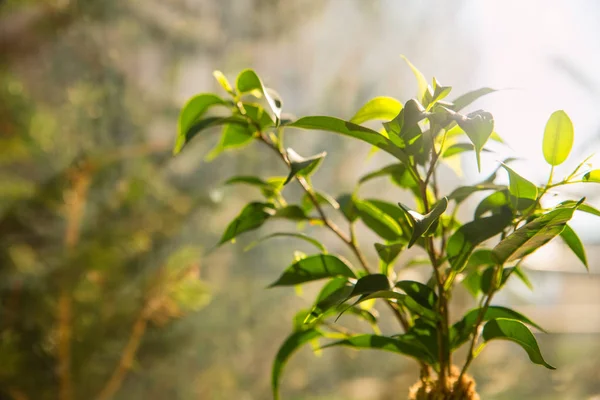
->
[0,1,599,399]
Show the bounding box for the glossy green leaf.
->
[456,110,494,171]
[395,280,438,310]
[269,254,356,287]
[301,191,340,212]
[374,242,404,266]
[272,329,323,400]
[206,122,255,160]
[559,224,587,269]
[451,87,496,112]
[288,116,409,163]
[480,266,513,293]
[502,164,538,210]
[219,202,275,245]
[543,110,574,166]
[451,306,546,349]
[174,93,228,154]
[399,198,448,248]
[337,194,358,222]
[213,70,234,94]
[354,200,403,241]
[578,203,600,217]
[402,320,440,366]
[448,184,502,204]
[322,334,436,365]
[274,205,308,221]
[493,204,580,264]
[245,232,327,253]
[243,103,275,129]
[350,274,391,297]
[401,55,429,102]
[583,170,600,183]
[236,69,282,124]
[306,278,355,323]
[447,211,512,273]
[284,148,326,185]
[350,97,403,124]
[474,190,510,218]
[482,318,555,369]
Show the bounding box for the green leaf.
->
[306,278,355,323]
[374,242,405,266]
[272,329,323,400]
[399,198,448,248]
[448,184,502,205]
[502,164,538,210]
[245,232,327,253]
[451,87,496,112]
[354,200,404,241]
[583,170,600,183]
[482,318,555,369]
[213,70,234,94]
[442,143,476,158]
[543,110,574,166]
[301,191,340,212]
[350,97,403,124]
[337,194,358,222]
[401,55,429,102]
[274,205,308,221]
[493,204,580,264]
[219,202,275,245]
[461,270,482,298]
[559,224,587,270]
[268,254,356,287]
[243,103,275,129]
[402,320,440,366]
[447,211,513,273]
[206,123,255,161]
[288,116,409,163]
[451,306,546,349]
[350,274,391,297]
[480,266,513,293]
[321,334,436,365]
[474,190,510,218]
[236,69,282,124]
[284,148,326,185]
[431,77,452,105]
[395,280,438,310]
[174,93,228,154]
[465,249,496,270]
[456,110,494,171]
[225,175,272,188]
[578,203,600,217]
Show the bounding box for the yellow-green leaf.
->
[350,97,403,124]
[543,110,574,166]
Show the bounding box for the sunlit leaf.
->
[236,69,282,124]
[337,193,358,222]
[493,203,581,264]
[474,190,510,218]
[219,202,275,245]
[456,110,494,171]
[272,329,323,400]
[401,55,429,102]
[482,318,555,369]
[451,306,546,349]
[269,254,356,287]
[301,191,340,212]
[350,274,391,297]
[559,224,587,270]
[350,97,403,124]
[395,280,438,310]
[398,198,448,248]
[288,116,409,163]
[355,200,404,241]
[213,70,235,95]
[284,148,326,185]
[174,93,228,154]
[206,123,254,161]
[374,242,405,266]
[448,184,503,205]
[583,170,600,183]
[543,110,574,166]
[502,164,538,210]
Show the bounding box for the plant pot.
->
[408,366,479,400]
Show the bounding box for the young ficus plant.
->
[174,61,598,400]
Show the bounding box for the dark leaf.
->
[543,110,574,166]
[269,254,356,287]
[474,190,510,218]
[375,242,405,266]
[219,202,275,245]
[559,224,588,270]
[482,318,555,369]
[399,198,448,248]
[284,148,326,185]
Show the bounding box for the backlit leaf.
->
[236,69,282,124]
[206,122,254,161]
[493,204,581,264]
[245,232,327,253]
[456,110,494,171]
[174,93,228,154]
[401,55,429,102]
[213,70,234,94]
[399,198,448,248]
[219,202,275,245]
[583,170,600,183]
[350,97,403,124]
[451,87,496,112]
[543,110,574,166]
[355,200,403,241]
[502,165,538,210]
